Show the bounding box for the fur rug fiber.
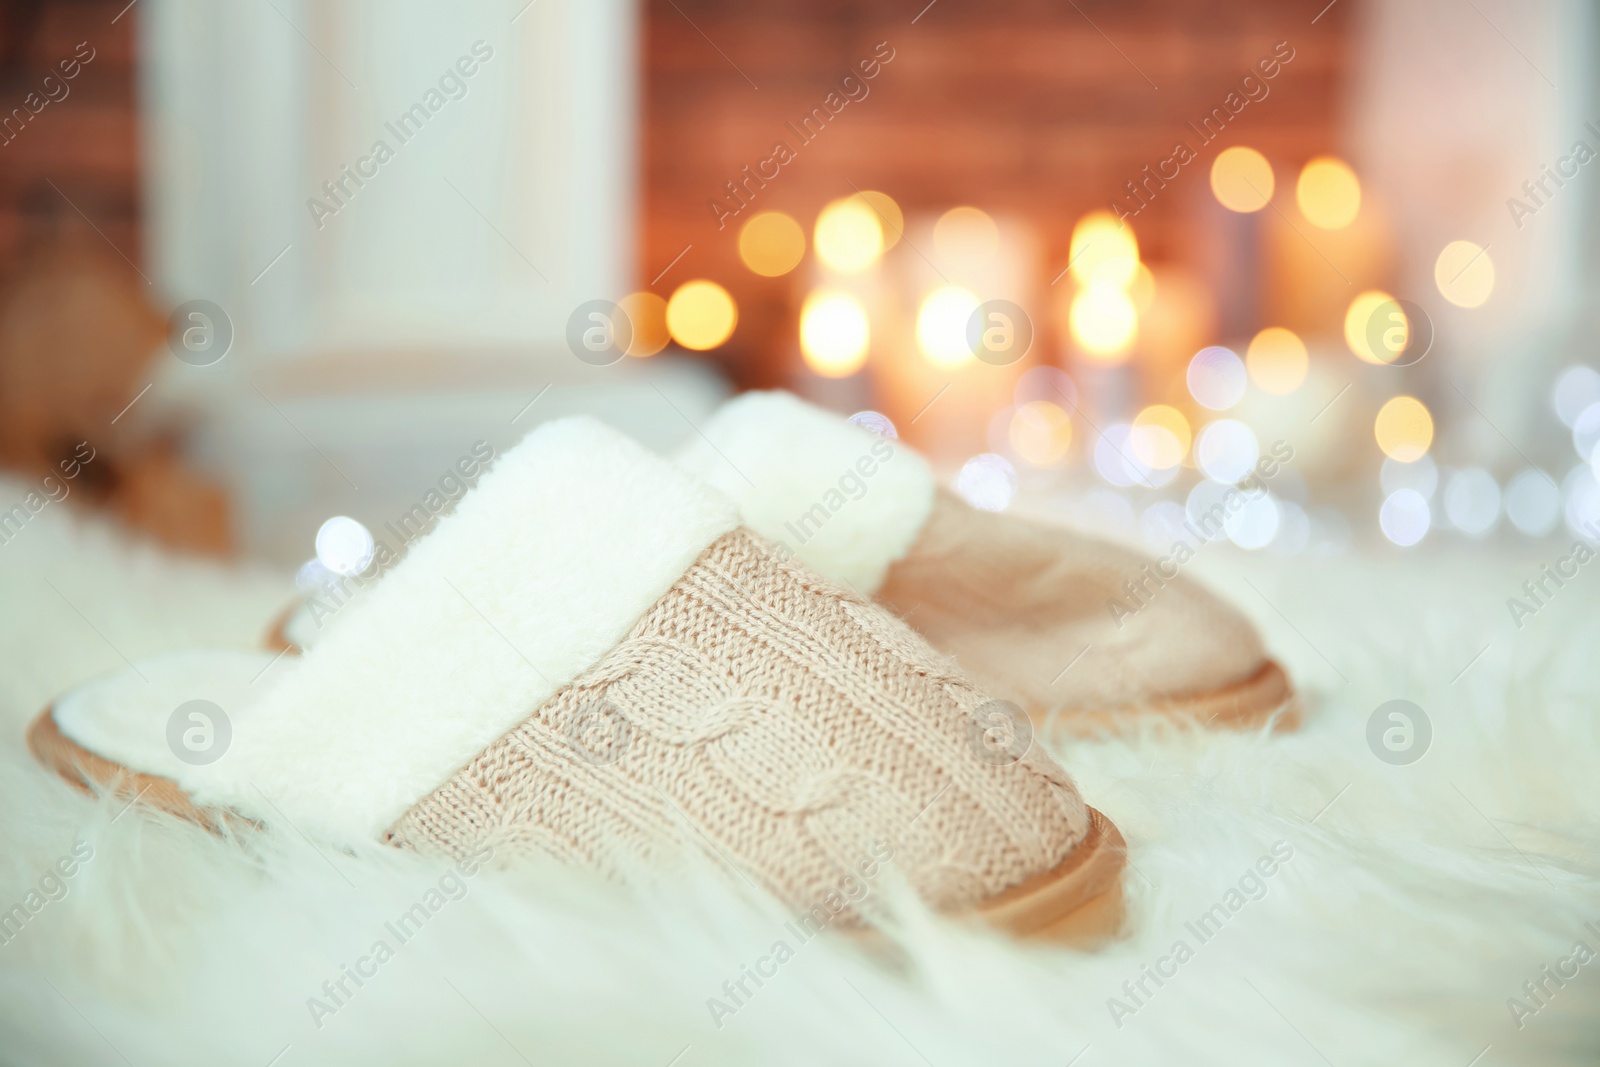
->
[1,483,1598,1066]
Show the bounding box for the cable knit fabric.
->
[875,490,1269,718]
[389,528,1090,921]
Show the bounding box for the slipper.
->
[28,417,1125,941]
[672,391,1299,734]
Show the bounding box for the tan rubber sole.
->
[27,705,1127,943]
[1039,659,1299,737]
[974,805,1127,943]
[26,706,241,831]
[263,603,300,654]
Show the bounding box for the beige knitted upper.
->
[876,490,1267,717]
[389,528,1089,919]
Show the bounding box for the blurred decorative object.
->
[0,234,228,553]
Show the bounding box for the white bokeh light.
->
[315,516,375,576]
[1140,500,1189,548]
[1379,489,1431,546]
[848,410,898,439]
[1185,479,1235,541]
[1187,346,1247,410]
[1552,365,1600,428]
[957,453,1017,512]
[1195,419,1260,484]
[1442,467,1500,537]
[1504,468,1562,536]
[1093,423,1176,488]
[1224,492,1281,550]
[1563,465,1600,536]
[1380,454,1438,499]
[1270,500,1310,556]
[1572,403,1600,462]
[295,558,335,595]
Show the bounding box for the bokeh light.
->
[1068,211,1140,286]
[1374,396,1434,462]
[316,516,375,576]
[1380,489,1431,546]
[799,290,869,377]
[814,197,884,273]
[933,206,999,263]
[1295,156,1361,229]
[1380,454,1437,499]
[848,410,897,438]
[1571,402,1600,462]
[619,291,669,357]
[666,279,737,350]
[1195,419,1260,484]
[737,211,806,277]
[1131,404,1192,469]
[856,190,903,249]
[1344,290,1403,364]
[1069,283,1138,360]
[1224,492,1281,550]
[916,285,981,367]
[1246,327,1309,394]
[1186,479,1234,541]
[956,453,1017,512]
[1271,500,1311,555]
[1187,346,1247,410]
[1505,469,1562,535]
[1095,423,1173,488]
[1434,240,1495,308]
[1140,500,1189,548]
[1009,401,1073,467]
[295,558,335,595]
[1564,466,1600,536]
[1210,146,1274,213]
[1552,365,1600,428]
[1443,467,1501,537]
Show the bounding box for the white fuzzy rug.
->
[1,484,1598,1067]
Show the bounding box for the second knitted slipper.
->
[29,417,1125,942]
[673,391,1299,735]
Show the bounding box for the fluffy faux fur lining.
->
[674,391,936,594]
[60,417,741,845]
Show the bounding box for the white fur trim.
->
[53,651,279,783]
[674,391,935,593]
[58,418,740,845]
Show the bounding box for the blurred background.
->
[1,0,1597,577]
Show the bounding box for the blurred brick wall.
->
[0,0,139,270]
[642,0,1355,386]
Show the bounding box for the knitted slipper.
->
[28,417,1125,941]
[672,391,1299,734]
